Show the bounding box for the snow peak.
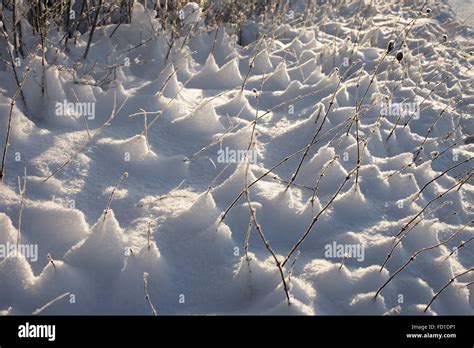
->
[18,322,56,342]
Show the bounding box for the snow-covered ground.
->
[447,0,474,26]
[0,0,473,315]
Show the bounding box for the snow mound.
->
[0,0,472,315]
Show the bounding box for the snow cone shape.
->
[0,213,16,245]
[251,48,274,75]
[181,2,201,25]
[23,58,66,114]
[301,195,323,217]
[256,188,315,246]
[134,242,162,270]
[156,63,181,98]
[305,64,325,85]
[271,103,331,153]
[120,240,163,281]
[357,71,380,106]
[176,191,221,231]
[286,37,304,58]
[296,147,347,190]
[64,210,127,282]
[0,103,36,142]
[45,66,67,101]
[299,49,318,64]
[302,38,320,52]
[215,58,243,89]
[33,260,93,314]
[112,242,166,314]
[157,191,235,270]
[263,61,291,90]
[21,201,89,263]
[277,80,304,100]
[172,102,224,135]
[212,159,258,203]
[99,134,154,162]
[191,55,244,90]
[0,255,35,310]
[288,58,318,81]
[219,124,259,154]
[216,92,257,121]
[188,54,219,88]
[303,260,389,314]
[156,192,239,312]
[232,253,314,314]
[332,186,371,224]
[348,292,388,314]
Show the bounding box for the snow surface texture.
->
[0,0,473,315]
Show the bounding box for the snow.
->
[0,1,473,315]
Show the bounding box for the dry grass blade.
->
[375,221,471,298]
[143,272,158,316]
[16,167,27,257]
[33,292,71,315]
[0,68,31,183]
[424,268,474,313]
[103,171,128,221]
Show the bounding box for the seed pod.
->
[396,51,403,62]
[387,40,395,53]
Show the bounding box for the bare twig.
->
[33,292,70,315]
[375,222,471,298]
[16,167,26,256]
[143,272,158,316]
[424,268,474,313]
[0,68,30,182]
[103,172,128,221]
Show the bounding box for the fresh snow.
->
[0,1,473,315]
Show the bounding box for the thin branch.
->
[143,272,158,316]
